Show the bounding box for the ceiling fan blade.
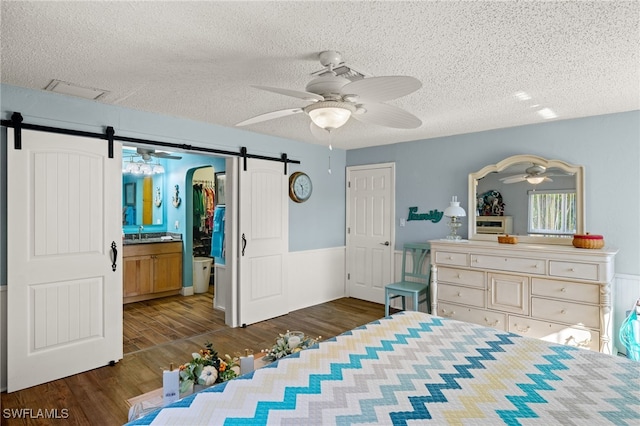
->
[309,122,331,141]
[500,175,527,184]
[236,108,304,126]
[352,102,422,129]
[154,153,182,160]
[252,85,324,102]
[341,76,421,102]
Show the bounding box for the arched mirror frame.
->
[468,154,585,245]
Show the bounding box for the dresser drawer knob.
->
[561,309,566,314]
[515,324,530,333]
[457,292,462,297]
[560,287,567,292]
[570,268,576,272]
[456,274,461,279]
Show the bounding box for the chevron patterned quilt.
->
[128,311,639,425]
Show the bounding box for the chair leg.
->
[401,296,406,311]
[385,291,390,317]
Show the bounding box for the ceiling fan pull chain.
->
[328,131,333,174]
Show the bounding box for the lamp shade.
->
[444,196,466,217]
[305,101,355,130]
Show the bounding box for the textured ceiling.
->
[1,1,638,150]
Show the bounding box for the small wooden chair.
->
[384,243,431,316]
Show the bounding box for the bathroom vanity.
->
[123,240,183,303]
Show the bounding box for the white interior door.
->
[237,158,288,326]
[7,129,122,392]
[346,163,394,304]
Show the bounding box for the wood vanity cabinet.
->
[123,241,183,303]
[429,239,617,354]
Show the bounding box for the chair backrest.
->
[400,243,431,284]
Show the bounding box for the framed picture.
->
[215,172,226,205]
[125,182,136,206]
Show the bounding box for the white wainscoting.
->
[614,273,640,355]
[288,247,347,312]
[1,286,6,391]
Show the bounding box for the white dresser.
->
[429,239,618,354]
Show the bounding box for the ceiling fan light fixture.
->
[526,176,545,184]
[305,101,355,130]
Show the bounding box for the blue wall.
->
[347,111,640,275]
[0,84,347,287]
[1,83,638,279]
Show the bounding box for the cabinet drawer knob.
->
[560,309,566,314]
[560,287,567,292]
[457,292,462,297]
[456,274,461,279]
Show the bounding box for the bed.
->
[127,311,639,425]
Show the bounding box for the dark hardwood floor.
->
[1,288,384,425]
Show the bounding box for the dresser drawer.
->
[531,297,600,329]
[549,261,599,281]
[434,251,468,266]
[437,267,484,288]
[509,316,599,351]
[437,302,506,330]
[471,254,546,275]
[531,278,599,304]
[438,283,485,308]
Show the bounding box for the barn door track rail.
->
[1,112,300,173]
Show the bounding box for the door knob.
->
[380,241,390,246]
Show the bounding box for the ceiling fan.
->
[135,147,182,160]
[499,164,556,184]
[236,51,423,136]
[123,148,181,175]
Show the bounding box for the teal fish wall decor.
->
[407,207,444,223]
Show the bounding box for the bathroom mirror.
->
[122,174,164,226]
[468,154,585,245]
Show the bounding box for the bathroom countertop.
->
[123,232,182,245]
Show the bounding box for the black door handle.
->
[241,233,247,256]
[110,241,118,271]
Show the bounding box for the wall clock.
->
[289,171,312,203]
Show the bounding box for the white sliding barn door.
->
[346,163,394,304]
[237,158,288,327]
[7,129,122,392]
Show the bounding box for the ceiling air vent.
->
[44,79,109,100]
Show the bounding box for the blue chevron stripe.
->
[338,324,507,424]
[388,332,519,426]
[224,317,449,425]
[496,344,578,425]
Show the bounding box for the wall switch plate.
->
[400,218,406,227]
[175,220,180,229]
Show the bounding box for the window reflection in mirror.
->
[469,155,584,245]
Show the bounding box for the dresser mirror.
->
[468,154,585,245]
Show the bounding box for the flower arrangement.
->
[178,342,239,394]
[262,330,321,362]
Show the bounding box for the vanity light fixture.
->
[444,196,466,241]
